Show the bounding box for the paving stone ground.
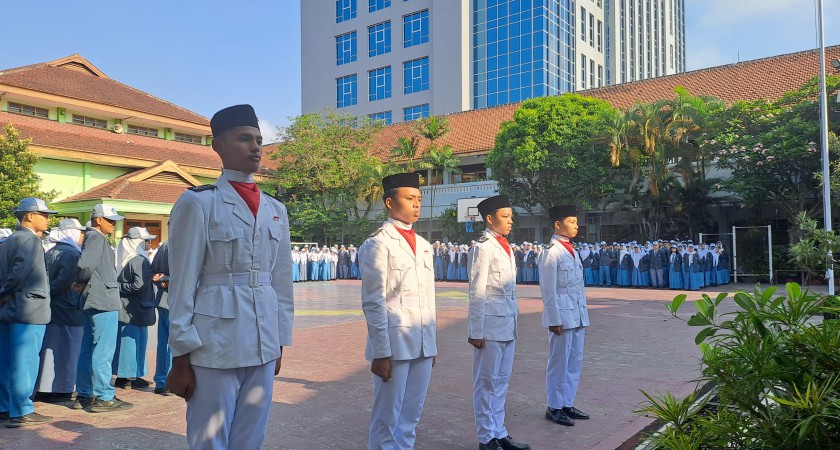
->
[1,280,816,449]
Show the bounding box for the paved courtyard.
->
[0,280,780,449]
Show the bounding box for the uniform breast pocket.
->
[209,226,244,267]
[389,257,410,292]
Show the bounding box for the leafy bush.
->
[638,284,840,449]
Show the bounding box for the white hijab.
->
[49,228,83,252]
[116,236,148,271]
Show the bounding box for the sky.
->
[1,0,839,141]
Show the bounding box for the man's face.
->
[26,211,51,234]
[386,187,422,224]
[213,126,263,174]
[487,207,513,236]
[95,217,117,235]
[554,216,578,238]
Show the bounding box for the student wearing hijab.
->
[291,247,300,282]
[630,246,644,287]
[150,238,172,395]
[35,219,86,404]
[579,244,593,286]
[668,246,684,290]
[618,245,632,287]
[112,227,156,389]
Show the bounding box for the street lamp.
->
[817,0,836,319]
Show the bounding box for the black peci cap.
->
[211,104,259,137]
[382,173,421,193]
[548,205,577,223]
[477,195,511,218]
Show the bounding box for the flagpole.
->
[817,0,834,299]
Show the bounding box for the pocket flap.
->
[193,289,236,318]
[25,289,47,299]
[209,227,243,242]
[268,226,284,241]
[105,281,119,289]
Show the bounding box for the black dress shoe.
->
[498,435,531,450]
[90,396,133,413]
[72,396,94,410]
[114,377,131,389]
[478,439,504,450]
[7,412,52,428]
[562,406,590,419]
[545,407,575,426]
[130,378,152,389]
[154,387,174,396]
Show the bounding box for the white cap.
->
[125,227,156,240]
[91,203,124,221]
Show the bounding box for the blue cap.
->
[14,197,57,215]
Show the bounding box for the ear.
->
[384,197,393,212]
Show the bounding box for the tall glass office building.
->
[301,0,685,121]
[472,0,575,109]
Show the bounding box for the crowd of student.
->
[0,201,171,427]
[290,244,360,281]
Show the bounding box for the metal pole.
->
[732,225,738,284]
[767,225,773,284]
[817,0,835,297]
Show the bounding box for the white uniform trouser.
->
[473,340,515,444]
[370,356,433,450]
[187,361,275,450]
[546,327,585,409]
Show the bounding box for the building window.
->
[403,10,429,47]
[336,0,357,23]
[598,64,603,87]
[369,111,393,124]
[369,0,390,12]
[174,132,202,143]
[589,13,594,46]
[368,21,391,57]
[127,125,159,137]
[7,102,48,118]
[580,55,586,89]
[580,6,586,42]
[72,114,107,129]
[455,163,487,183]
[336,74,358,108]
[336,31,358,65]
[590,59,595,88]
[597,20,603,53]
[403,104,429,121]
[368,66,392,101]
[403,57,429,94]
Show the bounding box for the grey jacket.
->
[150,242,169,309]
[117,255,156,326]
[0,227,51,324]
[74,229,120,312]
[45,241,85,326]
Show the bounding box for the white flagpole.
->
[817,0,834,297]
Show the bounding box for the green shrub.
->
[638,284,840,449]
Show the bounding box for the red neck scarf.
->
[556,235,575,256]
[495,235,511,257]
[394,227,416,254]
[228,181,260,217]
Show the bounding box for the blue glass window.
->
[369,111,393,124]
[403,104,429,121]
[336,32,357,65]
[403,10,429,47]
[368,21,391,57]
[403,57,429,94]
[336,74,358,108]
[369,0,390,12]
[336,0,357,23]
[368,66,392,101]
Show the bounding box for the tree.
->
[267,110,384,243]
[708,76,840,228]
[486,94,618,212]
[0,123,56,227]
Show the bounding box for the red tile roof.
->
[1,111,222,170]
[60,162,198,203]
[0,54,209,126]
[371,45,840,158]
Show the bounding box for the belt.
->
[200,270,272,288]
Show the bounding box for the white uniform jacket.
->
[538,236,590,330]
[359,220,437,361]
[168,170,294,369]
[467,231,518,341]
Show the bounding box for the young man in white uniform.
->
[359,172,437,450]
[167,104,294,450]
[539,205,591,427]
[467,195,531,450]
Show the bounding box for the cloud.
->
[258,117,281,144]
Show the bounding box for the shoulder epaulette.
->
[188,184,216,192]
[367,227,384,239]
[546,243,554,249]
[478,236,489,243]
